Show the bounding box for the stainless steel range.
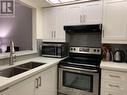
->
[58,47,102,95]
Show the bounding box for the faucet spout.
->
[9,41,16,65]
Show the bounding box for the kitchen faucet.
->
[9,41,16,65]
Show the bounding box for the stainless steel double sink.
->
[0,62,45,78]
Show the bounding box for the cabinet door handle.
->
[36,78,39,88]
[80,15,82,23]
[52,31,53,38]
[83,15,86,23]
[38,76,41,87]
[54,31,56,38]
[109,74,120,78]
[102,26,104,37]
[109,84,120,88]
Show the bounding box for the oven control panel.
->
[70,47,101,54]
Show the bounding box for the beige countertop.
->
[0,57,63,91]
[100,61,127,72]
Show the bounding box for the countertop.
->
[100,61,127,72]
[0,50,37,59]
[0,57,63,91]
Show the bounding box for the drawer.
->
[101,88,123,95]
[102,80,125,91]
[101,70,126,82]
[106,0,126,3]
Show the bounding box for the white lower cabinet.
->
[35,66,57,95]
[9,76,35,95]
[101,69,127,95]
[0,89,9,95]
[5,66,57,95]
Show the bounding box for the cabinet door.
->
[42,8,56,41]
[66,4,82,25]
[102,0,127,43]
[42,7,66,42]
[35,66,57,95]
[101,69,127,95]
[9,77,35,95]
[85,1,102,24]
[55,7,66,42]
[0,89,9,95]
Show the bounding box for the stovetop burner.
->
[60,57,101,66]
[59,47,102,70]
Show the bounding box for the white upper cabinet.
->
[42,1,102,42]
[85,1,102,24]
[54,7,66,41]
[65,1,102,25]
[42,7,66,42]
[65,4,83,25]
[42,8,55,41]
[102,0,127,44]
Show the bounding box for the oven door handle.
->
[60,66,98,73]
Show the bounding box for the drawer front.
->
[106,0,126,3]
[101,80,124,91]
[101,88,123,95]
[101,70,126,82]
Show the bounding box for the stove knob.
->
[73,48,76,51]
[94,49,96,52]
[97,49,100,52]
[70,48,73,51]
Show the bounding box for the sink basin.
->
[0,62,46,78]
[16,62,45,70]
[0,67,27,78]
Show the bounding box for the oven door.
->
[58,67,99,95]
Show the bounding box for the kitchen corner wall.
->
[0,2,32,52]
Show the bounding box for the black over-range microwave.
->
[41,42,68,58]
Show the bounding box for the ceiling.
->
[18,0,52,8]
[28,0,52,7]
[19,0,98,8]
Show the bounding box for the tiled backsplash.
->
[102,44,127,62]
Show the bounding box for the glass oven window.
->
[63,71,93,92]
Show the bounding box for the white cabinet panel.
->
[42,1,102,42]
[101,69,127,95]
[35,66,57,95]
[102,0,127,43]
[0,89,9,95]
[55,7,66,41]
[9,76,35,95]
[42,7,65,42]
[65,1,102,25]
[85,1,102,24]
[7,65,57,95]
[42,8,56,41]
[66,4,82,25]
